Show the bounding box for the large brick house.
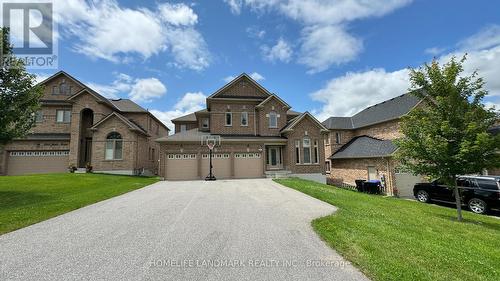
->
[156,73,329,180]
[0,71,169,176]
[322,93,423,196]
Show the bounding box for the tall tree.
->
[0,27,43,145]
[396,56,500,221]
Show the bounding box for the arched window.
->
[269,111,277,128]
[105,132,123,160]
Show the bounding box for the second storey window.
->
[105,132,123,160]
[56,110,71,123]
[241,112,248,126]
[180,124,187,132]
[335,132,342,144]
[269,111,277,128]
[303,137,311,164]
[35,111,43,123]
[225,112,232,126]
[202,118,209,129]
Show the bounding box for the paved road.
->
[0,179,368,281]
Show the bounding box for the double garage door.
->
[6,151,69,176]
[395,172,423,198]
[165,152,263,180]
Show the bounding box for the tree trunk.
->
[453,176,463,221]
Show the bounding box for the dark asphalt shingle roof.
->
[322,92,421,130]
[330,136,397,159]
[109,99,147,112]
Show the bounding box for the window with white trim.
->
[105,132,123,160]
[56,110,71,123]
[269,111,278,128]
[241,112,248,126]
[180,124,187,132]
[35,111,43,123]
[313,140,319,164]
[335,132,342,144]
[202,118,209,129]
[225,112,232,126]
[303,137,311,164]
[295,140,300,164]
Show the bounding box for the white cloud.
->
[311,69,410,121]
[224,0,243,15]
[159,3,198,26]
[311,25,500,120]
[225,0,412,72]
[33,73,51,84]
[86,73,167,102]
[261,38,293,63]
[150,92,207,132]
[246,26,266,39]
[129,78,167,103]
[299,25,362,73]
[424,47,446,56]
[53,0,210,70]
[223,72,265,83]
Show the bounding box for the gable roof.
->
[322,92,421,130]
[37,70,87,88]
[67,87,117,108]
[281,112,329,133]
[256,94,291,109]
[208,73,272,99]
[90,112,148,135]
[330,136,397,159]
[109,99,146,112]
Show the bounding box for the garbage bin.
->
[364,180,381,194]
[355,180,366,192]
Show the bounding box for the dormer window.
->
[269,111,277,128]
[225,112,232,126]
[202,118,209,129]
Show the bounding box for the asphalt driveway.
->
[0,179,368,281]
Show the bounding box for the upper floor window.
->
[335,132,342,144]
[56,110,71,123]
[180,124,187,132]
[202,118,209,129]
[225,112,232,126]
[269,111,277,128]
[105,132,123,160]
[313,140,319,164]
[241,112,248,126]
[35,111,43,123]
[303,137,311,164]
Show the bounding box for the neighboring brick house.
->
[0,71,169,176]
[322,93,423,196]
[156,73,329,180]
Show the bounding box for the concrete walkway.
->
[0,179,368,281]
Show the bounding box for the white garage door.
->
[234,153,263,178]
[201,153,231,179]
[395,172,423,198]
[165,154,198,180]
[7,151,69,176]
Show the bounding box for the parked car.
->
[413,176,500,214]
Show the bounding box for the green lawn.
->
[0,173,158,235]
[274,178,500,281]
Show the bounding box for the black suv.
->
[413,176,500,214]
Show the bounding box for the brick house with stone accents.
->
[0,71,169,176]
[323,94,500,197]
[157,73,329,180]
[322,93,423,197]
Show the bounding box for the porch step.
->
[75,168,87,174]
[265,170,292,179]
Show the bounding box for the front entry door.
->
[268,147,281,169]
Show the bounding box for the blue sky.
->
[24,0,500,129]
